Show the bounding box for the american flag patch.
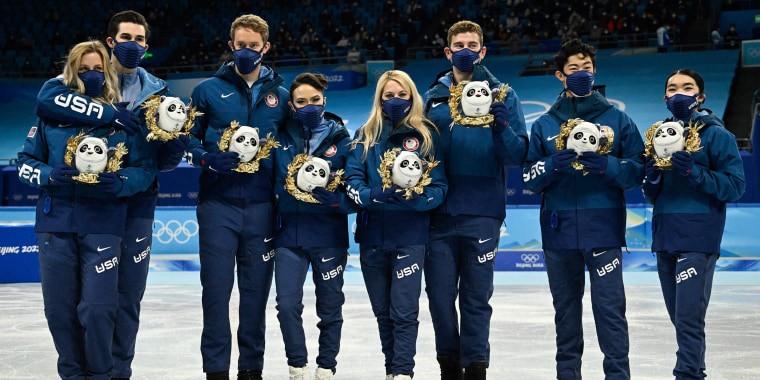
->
[27,126,37,138]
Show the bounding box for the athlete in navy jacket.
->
[17,40,152,380]
[422,20,528,380]
[186,14,290,380]
[345,70,447,380]
[272,73,357,380]
[32,12,185,379]
[643,69,744,380]
[522,39,644,380]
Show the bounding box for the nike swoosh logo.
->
[593,250,608,257]
[97,246,111,252]
[677,257,687,262]
[322,257,335,262]
[432,102,443,108]
[58,123,71,128]
[478,238,492,244]
[373,199,383,203]
[427,197,434,202]
[547,134,559,141]
[114,119,124,126]
[221,92,234,98]
[136,236,148,243]
[397,254,410,259]
[264,237,273,242]
[283,145,293,151]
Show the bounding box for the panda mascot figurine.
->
[653,121,687,159]
[228,126,260,163]
[566,121,608,155]
[461,81,492,117]
[73,136,110,173]
[156,96,188,133]
[296,157,331,192]
[391,150,423,189]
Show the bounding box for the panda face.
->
[75,137,108,173]
[566,122,600,154]
[157,97,188,133]
[228,126,259,162]
[461,81,493,117]
[296,157,330,192]
[391,151,423,188]
[653,121,684,158]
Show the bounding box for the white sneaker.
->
[314,367,333,380]
[289,365,312,380]
[394,376,412,380]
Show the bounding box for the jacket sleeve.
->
[35,79,116,125]
[16,121,52,188]
[492,88,529,167]
[642,176,663,205]
[687,128,745,202]
[344,141,372,208]
[114,133,156,197]
[522,120,560,194]
[187,85,210,168]
[600,113,645,190]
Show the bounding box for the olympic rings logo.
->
[153,220,199,244]
[747,47,760,58]
[521,253,540,263]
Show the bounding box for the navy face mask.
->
[666,93,701,120]
[450,48,481,73]
[564,70,594,97]
[78,70,105,98]
[112,41,145,69]
[295,104,325,130]
[382,97,412,122]
[233,47,263,75]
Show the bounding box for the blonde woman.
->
[344,70,447,380]
[17,40,153,380]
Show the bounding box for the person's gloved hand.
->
[490,102,510,134]
[551,149,577,171]
[201,151,239,173]
[369,185,397,204]
[97,172,123,194]
[48,164,79,185]
[670,151,695,176]
[388,191,421,208]
[312,187,341,207]
[164,134,190,155]
[579,151,608,175]
[646,156,661,183]
[108,103,140,136]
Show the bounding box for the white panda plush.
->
[74,137,109,173]
[391,150,423,188]
[653,121,685,158]
[156,96,188,133]
[228,126,259,163]
[296,157,331,192]
[461,81,492,117]
[566,121,602,155]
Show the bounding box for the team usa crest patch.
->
[27,126,37,138]
[324,144,337,157]
[265,93,278,107]
[402,137,419,151]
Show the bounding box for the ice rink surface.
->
[1,272,759,380]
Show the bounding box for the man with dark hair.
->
[522,38,644,380]
[424,20,528,380]
[34,10,187,380]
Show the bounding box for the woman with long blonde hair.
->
[62,40,121,105]
[344,70,447,380]
[17,40,152,380]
